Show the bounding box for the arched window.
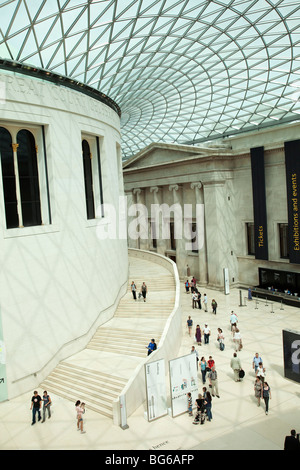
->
[16,129,42,227]
[82,139,95,219]
[0,127,19,228]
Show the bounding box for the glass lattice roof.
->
[1,0,300,160]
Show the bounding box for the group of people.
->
[186,304,274,424]
[30,390,87,434]
[185,277,218,314]
[131,281,147,302]
[188,387,213,424]
[253,353,271,415]
[30,390,52,425]
[184,277,210,313]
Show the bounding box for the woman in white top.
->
[233,328,242,351]
[75,400,86,434]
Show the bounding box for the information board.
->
[145,359,167,421]
[169,353,198,417]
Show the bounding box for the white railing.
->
[112,248,182,427]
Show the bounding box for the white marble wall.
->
[0,72,128,398]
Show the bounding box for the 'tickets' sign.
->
[285,140,300,264]
[250,146,269,260]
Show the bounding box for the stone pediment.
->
[123,142,208,170]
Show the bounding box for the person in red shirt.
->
[207,356,215,369]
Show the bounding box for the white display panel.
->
[169,353,198,417]
[224,267,230,295]
[145,359,168,421]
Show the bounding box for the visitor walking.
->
[187,392,193,416]
[75,400,86,433]
[197,292,202,309]
[217,328,225,351]
[211,299,217,314]
[233,328,243,351]
[30,391,42,425]
[191,345,199,369]
[192,291,198,309]
[230,352,242,382]
[187,316,193,336]
[254,377,263,407]
[205,391,213,421]
[262,382,271,415]
[203,324,210,344]
[141,282,147,301]
[203,294,208,312]
[253,353,263,375]
[185,280,190,293]
[230,311,238,331]
[131,281,137,300]
[42,390,52,422]
[208,365,220,398]
[195,324,202,346]
[256,362,266,384]
[200,357,207,384]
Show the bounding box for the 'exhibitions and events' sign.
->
[285,139,300,264]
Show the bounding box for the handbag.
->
[239,369,245,378]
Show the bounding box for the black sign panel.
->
[250,146,268,260]
[282,329,300,383]
[284,139,300,264]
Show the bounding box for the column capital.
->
[190,182,202,190]
[169,184,179,192]
[133,188,142,195]
[150,186,161,193]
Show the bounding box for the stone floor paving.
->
[0,280,300,453]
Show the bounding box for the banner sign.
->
[169,353,198,417]
[145,359,167,421]
[284,139,300,264]
[250,146,269,260]
[282,329,300,383]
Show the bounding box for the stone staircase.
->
[39,254,176,419]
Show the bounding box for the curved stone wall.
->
[0,71,128,399]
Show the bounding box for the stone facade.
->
[123,122,300,290]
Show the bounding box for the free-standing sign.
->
[284,139,300,264]
[169,353,198,417]
[282,329,300,383]
[145,359,167,421]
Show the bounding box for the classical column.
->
[190,182,208,285]
[131,188,148,250]
[168,184,186,277]
[202,180,236,289]
[125,190,136,248]
[12,143,23,227]
[149,186,165,255]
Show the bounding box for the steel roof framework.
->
[0,0,300,159]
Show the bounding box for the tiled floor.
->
[0,283,300,450]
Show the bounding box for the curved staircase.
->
[39,254,176,419]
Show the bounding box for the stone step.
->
[40,363,128,419]
[39,254,177,419]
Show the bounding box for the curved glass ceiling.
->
[1,0,300,160]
